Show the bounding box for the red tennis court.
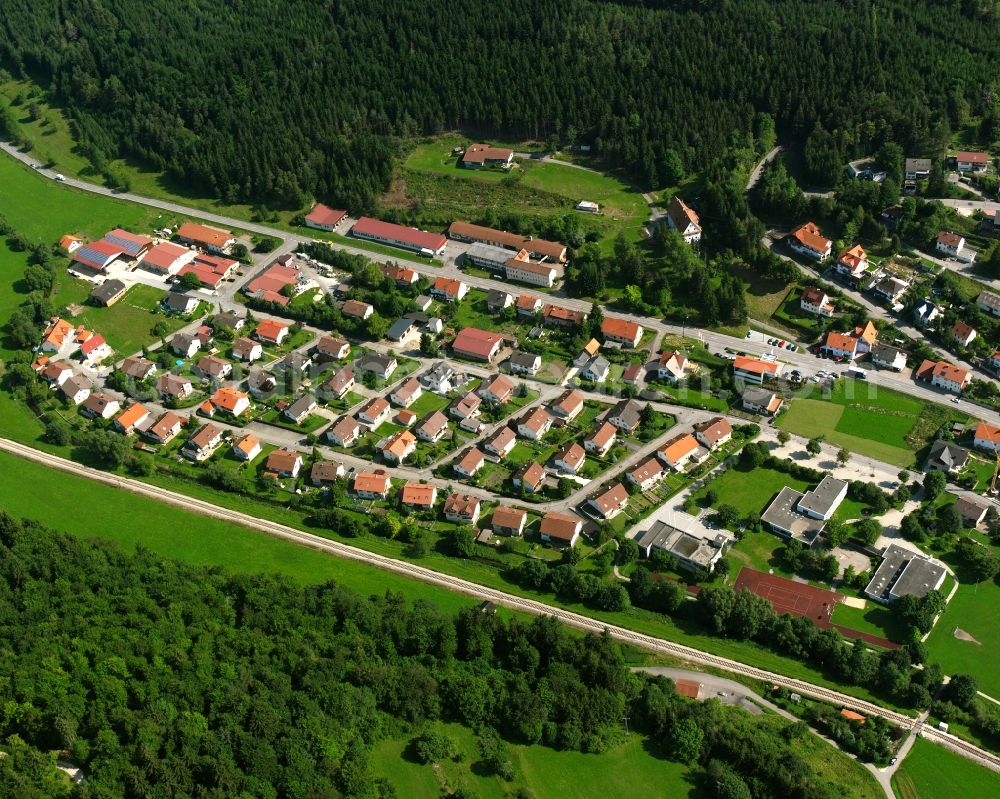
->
[734,568,842,624]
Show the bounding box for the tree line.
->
[0,512,879,798]
[3,1,1000,212]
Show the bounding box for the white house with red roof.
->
[732,356,780,385]
[304,203,347,231]
[788,222,832,260]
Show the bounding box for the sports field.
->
[892,737,1000,799]
[925,578,1000,697]
[735,568,842,625]
[776,380,959,467]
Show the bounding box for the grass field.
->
[892,737,1000,799]
[0,449,485,614]
[695,464,809,517]
[925,577,1000,697]
[776,380,962,467]
[373,712,881,799]
[372,723,694,799]
[0,148,160,245]
[67,283,191,356]
[400,135,649,243]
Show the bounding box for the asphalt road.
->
[2,435,996,775]
[6,140,998,427]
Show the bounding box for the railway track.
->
[5,436,1000,773]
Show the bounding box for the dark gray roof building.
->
[864,543,947,604]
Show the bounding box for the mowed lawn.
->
[925,579,1000,697]
[0,150,157,244]
[695,464,809,517]
[0,450,476,612]
[776,380,929,467]
[892,737,1000,799]
[69,283,188,356]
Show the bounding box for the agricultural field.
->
[892,737,1000,799]
[776,379,965,467]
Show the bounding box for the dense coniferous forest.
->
[2,1,1000,209]
[0,512,877,798]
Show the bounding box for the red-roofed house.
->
[353,470,392,499]
[453,447,486,477]
[915,359,971,393]
[657,433,702,471]
[304,203,347,231]
[72,239,125,273]
[79,333,112,363]
[955,151,989,172]
[587,484,629,520]
[142,241,195,275]
[254,319,289,346]
[539,512,582,546]
[492,507,528,536]
[953,321,978,348]
[461,144,514,169]
[431,276,469,302]
[733,356,780,385]
[601,317,643,348]
[444,493,483,525]
[176,253,238,288]
[973,421,1000,453]
[788,222,832,260]
[402,482,438,509]
[452,327,504,362]
[584,422,617,457]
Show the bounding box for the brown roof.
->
[629,457,664,484]
[329,415,361,441]
[953,320,976,340]
[539,512,582,542]
[552,389,584,417]
[673,680,701,699]
[393,377,422,403]
[455,447,485,473]
[83,392,117,416]
[150,411,183,440]
[554,442,585,469]
[444,493,481,518]
[480,374,515,401]
[519,406,552,434]
[342,299,373,318]
[591,483,628,515]
[325,366,355,395]
[514,461,545,489]
[492,507,527,531]
[189,423,222,449]
[932,360,970,384]
[120,355,155,379]
[485,425,516,454]
[402,482,437,506]
[418,410,449,437]
[586,421,617,449]
[353,471,391,495]
[693,417,732,447]
[938,231,964,248]
[359,396,390,421]
[310,460,344,483]
[516,294,541,311]
[266,449,302,472]
[316,335,350,356]
[666,195,700,231]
